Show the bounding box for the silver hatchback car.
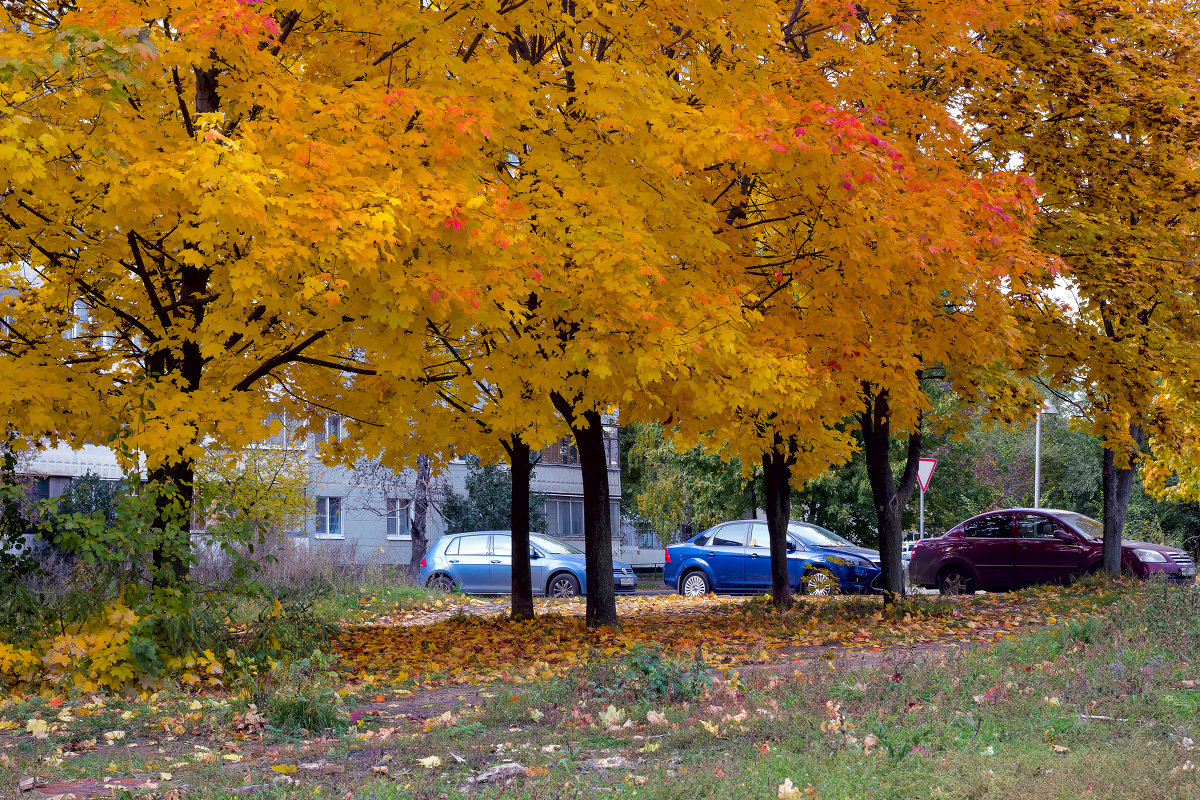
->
[417,530,638,597]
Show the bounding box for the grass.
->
[2,578,1197,800]
[192,538,456,629]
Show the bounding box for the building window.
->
[544,498,621,538]
[560,438,580,466]
[603,429,620,468]
[545,497,585,538]
[265,412,289,447]
[386,497,410,539]
[33,478,50,503]
[70,299,90,339]
[315,496,342,538]
[325,414,342,443]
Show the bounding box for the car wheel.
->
[428,574,456,593]
[938,567,974,596]
[802,568,839,597]
[680,570,711,597]
[547,573,581,599]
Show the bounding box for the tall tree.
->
[963,0,1200,573]
[0,0,507,580]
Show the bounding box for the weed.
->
[265,686,346,734]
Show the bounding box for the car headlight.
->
[1134,548,1168,563]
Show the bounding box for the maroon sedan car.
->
[908,508,1197,595]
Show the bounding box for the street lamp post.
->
[1034,400,1057,509]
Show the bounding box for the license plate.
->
[1182,566,1197,577]
[619,577,637,586]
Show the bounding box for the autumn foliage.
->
[1,0,1199,690]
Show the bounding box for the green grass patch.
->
[3,581,1197,800]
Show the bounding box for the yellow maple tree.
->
[0,0,511,579]
[961,0,1200,570]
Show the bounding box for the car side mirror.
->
[529,548,541,559]
[786,541,797,552]
[1052,529,1073,542]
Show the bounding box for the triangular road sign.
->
[917,458,937,493]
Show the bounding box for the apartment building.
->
[16,418,622,566]
[301,418,623,563]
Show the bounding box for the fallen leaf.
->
[418,755,442,768]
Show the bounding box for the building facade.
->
[17,420,622,566]
[299,421,623,563]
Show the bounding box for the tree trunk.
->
[145,336,204,587]
[859,387,921,603]
[550,393,618,628]
[505,434,536,620]
[148,459,194,585]
[407,454,431,581]
[1101,422,1146,575]
[743,479,757,519]
[761,432,796,611]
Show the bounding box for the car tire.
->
[938,567,974,596]
[547,573,581,599]
[802,568,839,597]
[428,573,456,593]
[679,570,711,597]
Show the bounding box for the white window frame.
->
[315,496,343,539]
[545,497,585,538]
[325,414,342,443]
[70,299,90,339]
[262,412,289,449]
[386,497,411,540]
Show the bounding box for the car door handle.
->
[448,559,459,563]
[490,560,502,564]
[749,553,760,558]
[705,551,716,556]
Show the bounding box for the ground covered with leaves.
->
[3,579,1198,800]
[335,587,1101,687]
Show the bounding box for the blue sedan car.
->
[664,520,881,597]
[417,530,639,597]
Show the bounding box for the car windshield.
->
[530,534,584,555]
[1056,512,1103,542]
[788,522,856,548]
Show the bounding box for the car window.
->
[693,533,712,546]
[1056,512,1102,542]
[964,515,1012,538]
[787,522,855,547]
[747,523,769,548]
[458,534,491,555]
[530,534,584,554]
[443,537,459,556]
[493,535,512,555]
[1016,514,1056,539]
[710,523,748,548]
